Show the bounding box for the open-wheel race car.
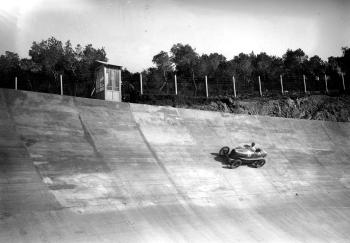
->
[219,144,267,169]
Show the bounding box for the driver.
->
[250,142,256,152]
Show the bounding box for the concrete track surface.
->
[1,88,350,242]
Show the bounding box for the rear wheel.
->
[219,146,230,156]
[230,159,242,169]
[253,159,265,168]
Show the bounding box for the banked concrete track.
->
[1,88,350,242]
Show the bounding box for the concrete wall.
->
[1,88,350,242]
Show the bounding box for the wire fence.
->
[124,72,349,100]
[3,71,349,101]
[2,70,97,98]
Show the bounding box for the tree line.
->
[0,37,349,99]
[134,44,349,97]
[0,37,107,97]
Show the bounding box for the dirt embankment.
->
[181,95,350,122]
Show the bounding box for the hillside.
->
[136,94,350,122]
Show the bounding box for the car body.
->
[219,145,267,169]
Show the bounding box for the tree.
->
[0,51,20,73]
[61,41,78,95]
[152,51,173,93]
[75,44,107,97]
[306,55,325,77]
[29,37,66,92]
[270,56,284,77]
[282,48,308,75]
[121,68,140,102]
[143,67,163,93]
[197,53,226,77]
[232,52,256,90]
[0,51,20,88]
[170,43,199,96]
[338,47,350,75]
[27,37,107,96]
[255,52,272,77]
[327,56,341,74]
[195,53,226,94]
[19,58,42,91]
[254,53,285,90]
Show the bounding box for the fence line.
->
[9,75,94,97]
[8,72,349,100]
[134,72,349,98]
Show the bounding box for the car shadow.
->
[210,153,232,169]
[210,152,259,169]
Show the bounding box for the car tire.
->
[253,159,265,168]
[219,146,230,156]
[230,159,242,169]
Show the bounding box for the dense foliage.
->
[134,45,349,98]
[0,37,349,99]
[0,37,107,97]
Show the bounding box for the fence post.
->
[119,70,122,96]
[280,75,284,94]
[90,87,95,97]
[341,73,346,91]
[205,75,208,98]
[60,74,63,95]
[15,77,17,90]
[140,73,143,95]
[324,74,328,93]
[258,76,262,96]
[174,74,178,95]
[232,75,236,98]
[303,75,307,93]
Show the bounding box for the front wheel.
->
[219,146,230,156]
[230,159,242,169]
[253,159,265,168]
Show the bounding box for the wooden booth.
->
[94,61,122,102]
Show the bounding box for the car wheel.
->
[219,146,230,156]
[254,159,265,168]
[230,159,242,169]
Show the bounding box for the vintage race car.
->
[219,145,267,169]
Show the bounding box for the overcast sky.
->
[0,0,349,72]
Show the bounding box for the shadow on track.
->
[210,153,232,169]
[210,152,262,169]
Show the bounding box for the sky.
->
[0,0,349,72]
